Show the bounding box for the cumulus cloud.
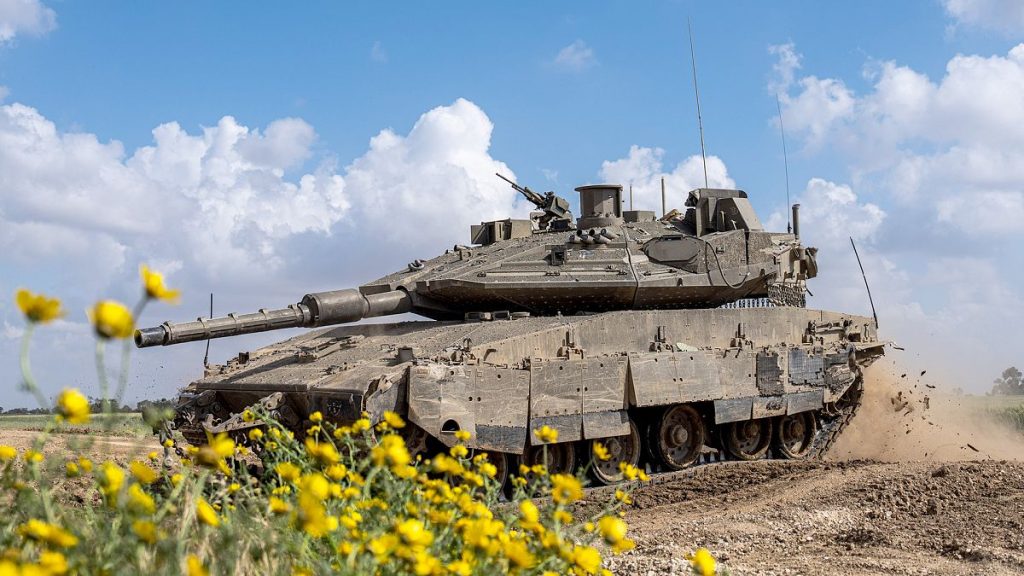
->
[0,98,524,407]
[943,0,1024,33]
[772,41,1024,391]
[0,0,56,45]
[553,40,596,71]
[599,145,734,212]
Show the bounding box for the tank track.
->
[807,377,864,460]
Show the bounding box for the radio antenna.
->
[688,18,709,188]
[776,94,792,233]
[203,293,213,369]
[850,237,879,328]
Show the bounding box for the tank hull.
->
[173,306,882,475]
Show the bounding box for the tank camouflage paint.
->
[136,179,884,484]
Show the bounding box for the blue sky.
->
[2,0,1023,407]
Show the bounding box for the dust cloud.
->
[830,360,1023,462]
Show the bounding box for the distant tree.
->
[992,366,1024,395]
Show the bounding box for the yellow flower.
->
[614,489,633,505]
[309,411,323,423]
[553,509,572,524]
[130,460,158,485]
[171,473,183,487]
[148,451,159,461]
[140,265,181,303]
[248,428,264,441]
[269,497,291,514]
[598,516,628,544]
[519,500,539,524]
[132,519,160,544]
[592,442,610,462]
[99,462,125,503]
[228,482,241,494]
[186,555,209,576]
[18,519,79,548]
[533,425,558,444]
[55,388,90,424]
[275,462,302,482]
[196,432,235,475]
[88,300,134,339]
[0,445,16,460]
[23,450,43,463]
[570,545,602,575]
[196,498,220,527]
[686,548,717,576]
[612,538,636,554]
[15,289,64,324]
[396,518,433,549]
[128,484,156,515]
[163,439,174,448]
[38,550,68,574]
[371,434,411,470]
[454,429,471,442]
[382,411,405,429]
[65,461,80,477]
[618,462,650,482]
[503,539,536,569]
[304,437,340,466]
[449,444,469,458]
[549,474,583,506]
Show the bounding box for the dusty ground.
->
[607,363,1024,575]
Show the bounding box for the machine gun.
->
[496,173,573,230]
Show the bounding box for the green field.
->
[0,412,150,437]
[957,395,1024,433]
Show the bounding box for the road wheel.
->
[650,404,706,471]
[723,418,772,461]
[521,441,577,475]
[589,420,642,485]
[774,412,817,459]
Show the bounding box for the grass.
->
[0,413,150,437]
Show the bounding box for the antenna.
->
[203,293,213,368]
[688,18,709,188]
[776,94,792,234]
[849,237,879,328]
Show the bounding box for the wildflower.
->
[450,444,469,458]
[533,425,558,444]
[269,497,291,514]
[196,498,220,527]
[592,442,611,462]
[248,428,264,441]
[132,519,160,544]
[295,492,337,537]
[275,462,302,482]
[170,473,183,487]
[325,463,347,481]
[15,289,64,324]
[130,460,158,485]
[128,484,156,515]
[309,411,323,423]
[304,437,340,466]
[65,461,80,477]
[148,451,159,461]
[0,445,16,460]
[550,474,583,506]
[242,410,255,423]
[88,300,134,339]
[55,388,90,424]
[140,265,181,302]
[615,489,633,505]
[503,539,536,569]
[38,551,69,574]
[163,439,174,448]
[383,410,405,429]
[397,519,434,549]
[598,516,628,544]
[196,432,234,475]
[23,450,43,463]
[686,548,717,576]
[98,462,125,503]
[570,545,602,575]
[186,555,209,576]
[371,434,411,470]
[454,429,471,441]
[553,509,572,524]
[18,519,79,548]
[619,462,650,482]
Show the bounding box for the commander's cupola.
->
[575,184,623,229]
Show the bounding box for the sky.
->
[2,0,1023,408]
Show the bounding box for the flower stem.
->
[18,324,49,410]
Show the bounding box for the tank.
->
[136,176,884,484]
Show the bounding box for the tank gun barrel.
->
[495,172,545,207]
[134,289,412,348]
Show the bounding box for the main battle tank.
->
[137,177,884,484]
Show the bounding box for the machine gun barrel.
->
[134,289,412,348]
[496,173,546,207]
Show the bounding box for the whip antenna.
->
[688,18,709,188]
[776,94,792,234]
[850,237,879,328]
[203,293,213,369]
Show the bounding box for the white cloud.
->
[553,40,595,72]
[0,97,525,406]
[370,40,387,63]
[768,42,801,93]
[599,145,734,212]
[943,0,1024,33]
[0,0,56,45]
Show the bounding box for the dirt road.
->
[605,459,1024,575]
